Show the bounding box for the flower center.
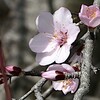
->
[53,31,67,46]
[62,79,73,89]
[86,8,96,19]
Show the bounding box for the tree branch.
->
[73,31,93,100]
[42,86,54,99]
[93,0,100,6]
[18,78,47,100]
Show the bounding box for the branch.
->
[93,0,100,6]
[73,31,93,100]
[42,86,54,98]
[18,78,47,100]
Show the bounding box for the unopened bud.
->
[6,66,22,76]
[42,70,65,81]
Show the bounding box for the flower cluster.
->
[42,64,79,94]
[29,4,100,95]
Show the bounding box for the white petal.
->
[52,81,63,90]
[55,44,71,63]
[36,12,54,33]
[29,33,57,53]
[67,24,80,45]
[53,7,73,32]
[54,7,72,24]
[61,64,75,73]
[36,47,59,65]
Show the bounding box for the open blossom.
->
[29,7,80,65]
[79,4,100,27]
[42,64,79,94]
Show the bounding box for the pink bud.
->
[6,66,22,76]
[41,70,65,81]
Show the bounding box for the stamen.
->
[53,31,68,46]
[62,79,73,89]
[86,8,96,19]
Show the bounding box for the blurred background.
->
[0,0,100,100]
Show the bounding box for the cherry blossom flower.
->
[29,7,80,65]
[79,4,100,27]
[42,64,79,94]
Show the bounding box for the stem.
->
[0,41,12,100]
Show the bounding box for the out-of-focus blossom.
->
[29,7,80,65]
[79,4,100,27]
[6,66,22,76]
[42,64,79,94]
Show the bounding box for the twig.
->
[42,86,54,98]
[73,31,93,100]
[18,78,47,100]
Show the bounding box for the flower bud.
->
[41,70,65,81]
[6,66,22,76]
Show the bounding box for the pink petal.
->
[80,4,88,16]
[29,33,57,53]
[36,47,59,65]
[55,44,71,63]
[67,24,80,45]
[53,7,73,32]
[47,64,66,72]
[89,4,99,10]
[61,64,75,73]
[79,5,90,26]
[36,12,54,34]
[90,16,100,27]
[52,81,63,90]
[79,14,90,26]
[71,78,79,93]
